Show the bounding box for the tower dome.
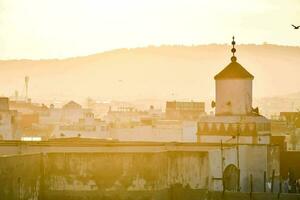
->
[214,62,254,80]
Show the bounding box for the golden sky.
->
[0,0,299,59]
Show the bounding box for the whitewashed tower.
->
[214,37,254,116]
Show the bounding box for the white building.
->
[51,119,109,139]
[208,144,280,192]
[197,37,271,144]
[109,120,197,142]
[39,101,92,125]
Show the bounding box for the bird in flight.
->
[292,24,300,29]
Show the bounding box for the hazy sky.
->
[0,0,299,59]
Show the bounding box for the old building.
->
[197,37,271,144]
[109,120,197,142]
[166,101,205,120]
[0,97,18,140]
[271,112,300,150]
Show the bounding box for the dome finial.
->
[231,36,237,62]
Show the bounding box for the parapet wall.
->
[44,151,209,191]
[0,154,41,199]
[0,152,298,200]
[0,151,209,199]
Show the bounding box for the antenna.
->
[25,76,29,101]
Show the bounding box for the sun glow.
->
[0,0,299,59]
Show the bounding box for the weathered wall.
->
[208,145,280,193]
[0,152,298,200]
[44,187,208,200]
[0,151,209,199]
[43,152,209,191]
[0,154,41,200]
[0,143,285,200]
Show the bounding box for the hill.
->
[0,44,299,105]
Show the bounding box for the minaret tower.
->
[214,37,254,116]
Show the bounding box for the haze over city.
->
[0,1,300,199]
[1,0,300,104]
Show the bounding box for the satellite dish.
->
[211,101,216,108]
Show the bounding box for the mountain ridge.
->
[0,44,299,103]
[2,43,300,61]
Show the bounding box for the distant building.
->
[38,101,109,139]
[109,119,197,142]
[270,119,289,136]
[103,105,197,142]
[0,97,18,140]
[0,97,9,111]
[267,112,300,150]
[52,119,109,139]
[9,99,48,115]
[105,106,148,125]
[39,100,91,125]
[197,37,271,144]
[62,100,82,110]
[280,112,300,124]
[166,101,205,120]
[61,101,88,123]
[290,119,300,150]
[104,106,162,126]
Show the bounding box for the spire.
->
[214,36,254,80]
[231,36,237,62]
